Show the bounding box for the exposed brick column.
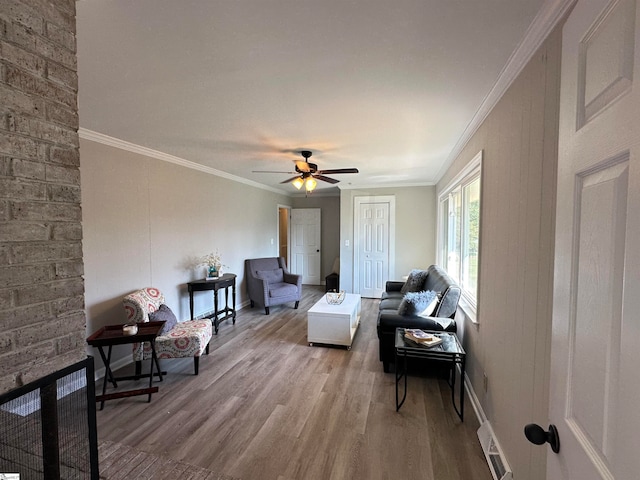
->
[0,0,85,394]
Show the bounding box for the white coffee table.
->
[307,293,361,349]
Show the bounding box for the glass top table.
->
[394,328,466,420]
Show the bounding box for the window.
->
[438,151,482,316]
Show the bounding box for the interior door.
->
[290,208,321,284]
[548,0,640,478]
[354,196,394,298]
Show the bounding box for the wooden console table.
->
[86,321,165,410]
[188,273,236,334]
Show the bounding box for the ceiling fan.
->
[253,150,359,192]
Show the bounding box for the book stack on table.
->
[404,329,443,347]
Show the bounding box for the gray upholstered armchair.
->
[245,257,302,314]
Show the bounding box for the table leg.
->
[450,357,465,421]
[189,288,194,321]
[395,351,408,411]
[459,356,466,421]
[96,346,115,411]
[232,281,236,323]
[213,287,219,334]
[224,286,229,316]
[148,340,157,402]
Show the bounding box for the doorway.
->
[354,196,395,298]
[277,205,290,267]
[290,208,322,285]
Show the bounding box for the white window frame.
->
[437,150,482,323]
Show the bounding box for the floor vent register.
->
[477,421,513,480]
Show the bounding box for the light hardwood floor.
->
[96,287,492,480]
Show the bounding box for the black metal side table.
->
[395,328,466,420]
[188,273,236,334]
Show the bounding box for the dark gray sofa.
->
[377,265,461,372]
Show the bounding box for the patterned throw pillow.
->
[149,304,178,334]
[397,290,438,316]
[418,292,440,318]
[400,269,429,294]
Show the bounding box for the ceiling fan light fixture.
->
[305,177,317,192]
[292,177,304,189]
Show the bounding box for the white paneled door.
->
[290,208,321,285]
[354,196,394,298]
[548,0,640,478]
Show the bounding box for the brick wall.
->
[0,0,85,395]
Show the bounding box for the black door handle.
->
[317,249,320,252]
[524,423,560,453]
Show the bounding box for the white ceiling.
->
[76,0,547,194]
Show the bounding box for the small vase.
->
[208,265,218,278]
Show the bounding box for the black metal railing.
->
[0,357,99,479]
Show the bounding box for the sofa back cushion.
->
[423,265,461,318]
[249,257,282,272]
[123,287,165,323]
[401,269,429,294]
[256,268,284,283]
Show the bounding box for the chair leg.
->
[205,342,210,355]
[135,361,142,379]
[294,301,299,309]
[194,356,199,375]
[250,300,254,308]
[265,307,270,315]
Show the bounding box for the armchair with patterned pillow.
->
[122,287,212,375]
[245,257,302,314]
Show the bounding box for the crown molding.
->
[338,181,435,190]
[435,0,577,182]
[78,128,290,196]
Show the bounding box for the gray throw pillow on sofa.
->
[256,268,284,283]
[400,269,429,294]
[149,303,178,334]
[397,290,438,316]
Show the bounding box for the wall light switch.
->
[345,240,350,247]
[270,238,274,245]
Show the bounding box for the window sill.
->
[458,296,478,325]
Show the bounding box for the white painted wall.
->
[80,139,291,370]
[436,26,561,480]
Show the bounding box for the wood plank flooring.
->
[96,287,492,480]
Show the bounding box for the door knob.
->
[524,423,560,453]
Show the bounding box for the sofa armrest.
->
[385,281,405,293]
[283,271,302,288]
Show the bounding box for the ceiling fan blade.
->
[316,168,359,175]
[314,174,340,184]
[252,170,296,174]
[295,160,312,173]
[280,176,302,184]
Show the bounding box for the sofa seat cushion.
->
[381,291,403,302]
[269,282,298,298]
[134,319,212,361]
[380,297,402,311]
